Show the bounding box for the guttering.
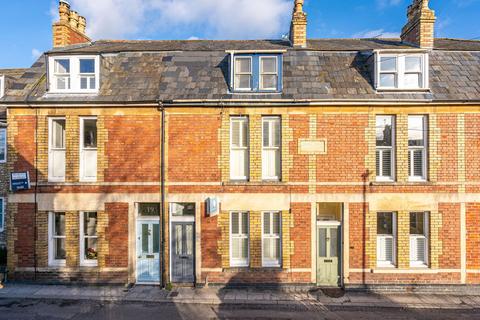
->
[225,49,288,54]
[5,98,480,107]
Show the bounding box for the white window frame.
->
[410,212,429,267]
[262,211,282,267]
[0,75,5,98]
[79,117,98,182]
[80,211,98,267]
[408,115,428,182]
[48,55,100,94]
[233,56,252,91]
[259,56,278,91]
[48,212,66,267]
[376,212,397,268]
[230,116,249,181]
[262,116,281,181]
[0,128,6,163]
[376,53,429,90]
[0,198,4,232]
[230,211,249,267]
[376,115,395,182]
[48,117,66,182]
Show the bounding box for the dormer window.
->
[229,53,283,93]
[376,53,428,90]
[48,56,100,93]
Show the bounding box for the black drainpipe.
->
[159,101,166,288]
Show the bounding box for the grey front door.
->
[171,222,195,283]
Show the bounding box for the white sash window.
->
[262,211,281,267]
[376,115,395,181]
[48,212,66,266]
[408,115,428,181]
[230,117,249,180]
[48,118,66,182]
[80,212,98,267]
[80,117,97,182]
[262,116,281,180]
[230,211,249,267]
[377,212,396,267]
[410,212,429,267]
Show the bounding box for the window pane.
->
[330,228,338,258]
[404,73,421,88]
[231,212,239,234]
[80,77,88,90]
[380,73,396,87]
[231,120,241,147]
[153,224,160,253]
[272,119,281,147]
[408,116,425,146]
[80,59,95,73]
[412,150,424,177]
[175,225,182,255]
[405,56,421,72]
[380,57,396,72]
[241,238,248,259]
[410,213,425,235]
[272,212,280,234]
[235,75,251,89]
[56,76,70,90]
[142,224,149,253]
[236,58,251,73]
[241,212,248,234]
[54,213,65,236]
[89,77,96,89]
[171,203,195,216]
[0,130,6,161]
[319,228,327,257]
[84,237,98,260]
[241,120,248,147]
[54,59,70,73]
[377,212,393,235]
[186,224,193,255]
[83,119,97,148]
[381,149,392,177]
[376,116,393,146]
[261,57,277,73]
[52,119,66,149]
[55,238,66,260]
[84,212,97,236]
[263,213,270,234]
[261,75,277,90]
[139,203,160,216]
[263,121,270,147]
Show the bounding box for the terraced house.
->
[1,0,480,290]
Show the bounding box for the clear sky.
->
[0,0,479,68]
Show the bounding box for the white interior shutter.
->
[413,150,424,177]
[382,150,392,177]
[51,150,66,179]
[410,236,417,262]
[377,236,386,262]
[385,237,393,263]
[416,237,426,263]
[273,120,281,147]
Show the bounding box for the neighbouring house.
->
[1,0,480,289]
[0,68,25,262]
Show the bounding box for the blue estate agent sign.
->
[10,172,31,192]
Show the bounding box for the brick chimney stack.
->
[289,0,307,48]
[53,0,91,48]
[400,0,436,49]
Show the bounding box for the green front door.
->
[316,225,341,286]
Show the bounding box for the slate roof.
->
[1,38,480,104]
[0,68,29,119]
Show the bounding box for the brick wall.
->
[438,203,461,269]
[104,203,129,268]
[168,114,221,182]
[104,115,160,182]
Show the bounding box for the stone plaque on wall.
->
[298,139,327,154]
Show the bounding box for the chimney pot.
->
[58,0,70,23]
[69,10,79,30]
[78,16,87,34]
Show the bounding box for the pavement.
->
[0,283,479,310]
